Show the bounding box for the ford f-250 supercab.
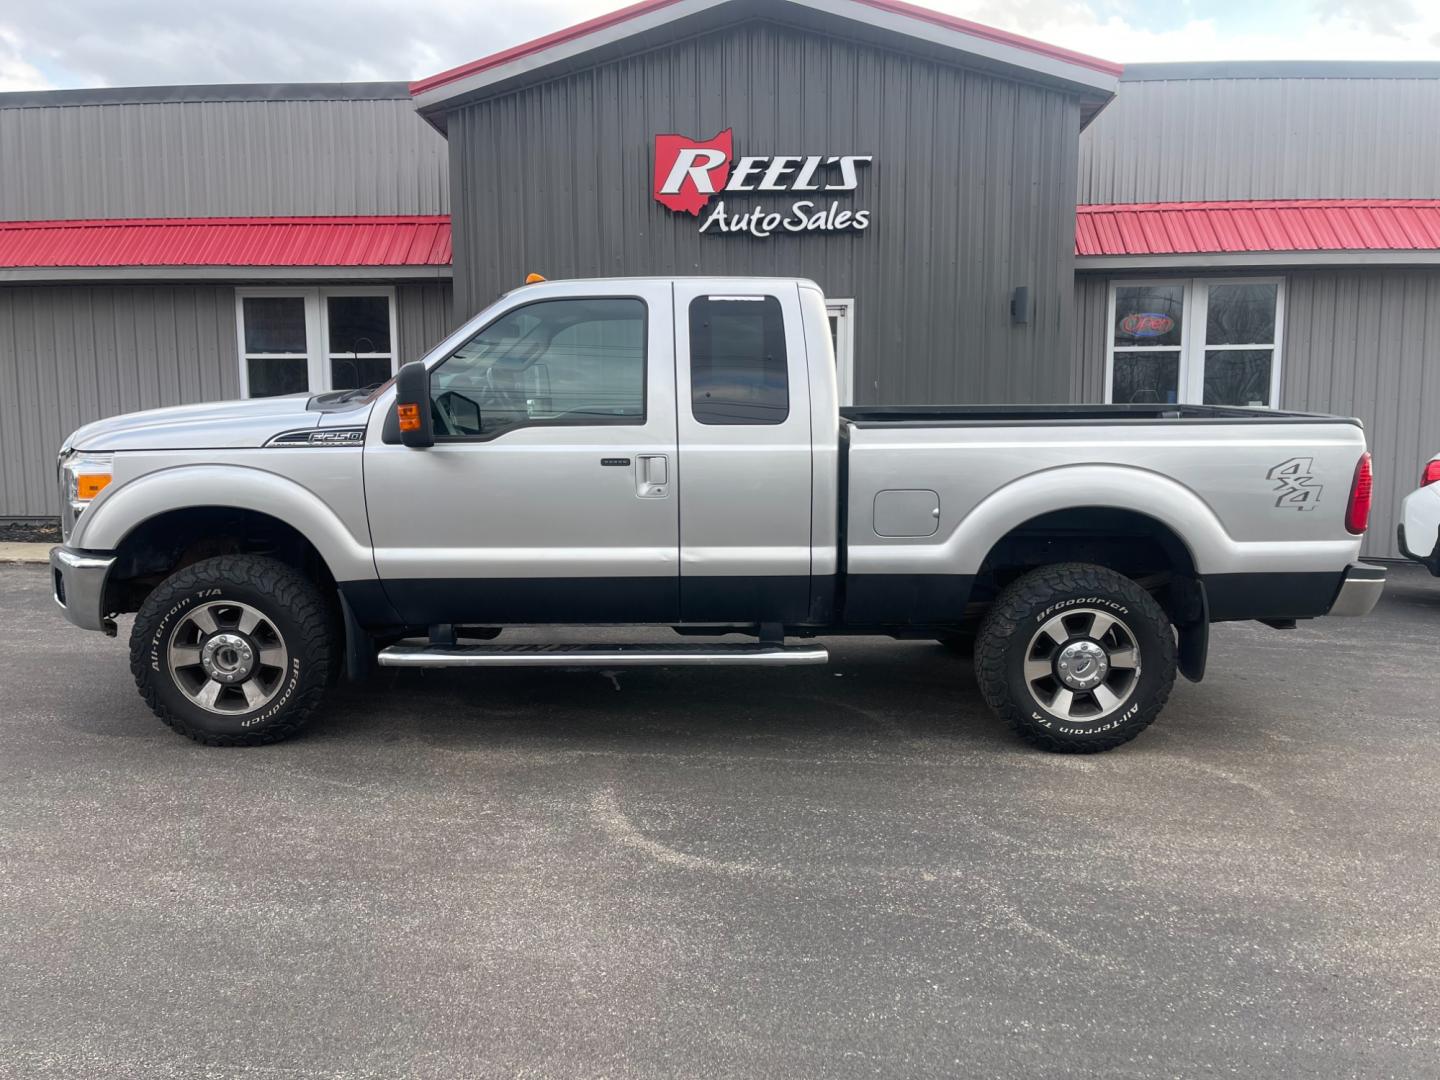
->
[51,276,1386,752]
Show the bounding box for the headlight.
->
[58,450,113,541]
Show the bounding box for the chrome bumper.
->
[1327,562,1386,617]
[49,545,117,633]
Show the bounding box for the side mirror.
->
[393,361,434,448]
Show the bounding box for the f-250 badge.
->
[1267,457,1322,511]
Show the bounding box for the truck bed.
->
[840,403,1363,427]
[839,403,1370,627]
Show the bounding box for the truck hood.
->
[67,394,345,452]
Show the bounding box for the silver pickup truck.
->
[51,276,1385,753]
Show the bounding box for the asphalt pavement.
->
[2,562,1438,1079]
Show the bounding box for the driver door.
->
[363,281,679,625]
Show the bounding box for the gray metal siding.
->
[0,285,239,518]
[1282,269,1440,559]
[0,97,449,219]
[0,280,456,518]
[448,19,1082,405]
[396,282,456,363]
[1070,274,1109,402]
[1079,77,1440,204]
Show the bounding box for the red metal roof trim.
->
[410,0,1121,97]
[1076,200,1440,257]
[0,216,453,268]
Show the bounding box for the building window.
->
[237,287,397,398]
[429,297,646,439]
[1106,278,1283,407]
[688,295,789,425]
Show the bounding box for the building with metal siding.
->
[0,281,454,518]
[0,83,449,219]
[1078,62,1440,204]
[1073,62,1440,559]
[439,15,1092,407]
[2,4,1439,568]
[437,18,1088,408]
[0,82,458,523]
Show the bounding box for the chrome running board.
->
[376,642,830,668]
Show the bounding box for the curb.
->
[0,543,53,564]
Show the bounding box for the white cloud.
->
[2,0,1440,92]
[908,0,1440,62]
[0,27,52,91]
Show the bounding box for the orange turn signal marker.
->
[396,403,421,432]
[525,272,546,284]
[76,473,112,500]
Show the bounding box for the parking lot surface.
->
[2,562,1438,1079]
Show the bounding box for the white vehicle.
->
[1399,453,1440,576]
[51,276,1386,753]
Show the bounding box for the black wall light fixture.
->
[1010,286,1031,325]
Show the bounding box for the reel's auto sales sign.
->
[654,128,872,238]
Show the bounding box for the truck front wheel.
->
[129,555,335,746]
[974,563,1177,753]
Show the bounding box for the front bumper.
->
[1326,562,1386,617]
[49,546,117,633]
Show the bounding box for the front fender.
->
[71,463,378,582]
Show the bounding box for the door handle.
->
[636,454,668,498]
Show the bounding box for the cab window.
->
[429,298,646,438]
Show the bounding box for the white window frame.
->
[826,297,856,406]
[1104,277,1285,408]
[236,286,399,398]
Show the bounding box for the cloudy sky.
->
[2,0,1439,92]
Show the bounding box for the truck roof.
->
[508,274,823,291]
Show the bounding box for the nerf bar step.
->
[376,642,830,668]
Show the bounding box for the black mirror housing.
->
[393,361,434,448]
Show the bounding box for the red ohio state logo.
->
[654,129,733,216]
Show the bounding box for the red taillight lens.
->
[1422,460,1440,488]
[1345,452,1373,535]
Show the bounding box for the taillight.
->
[1422,460,1440,488]
[1345,452,1373,535]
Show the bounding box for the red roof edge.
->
[0,215,451,230]
[0,216,454,269]
[1077,199,1440,214]
[1075,199,1440,257]
[410,0,1121,99]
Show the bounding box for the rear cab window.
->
[688,295,789,425]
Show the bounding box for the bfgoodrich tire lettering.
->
[129,555,334,746]
[974,563,1177,754]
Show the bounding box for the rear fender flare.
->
[943,465,1221,576]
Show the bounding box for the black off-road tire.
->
[974,562,1177,754]
[129,555,335,746]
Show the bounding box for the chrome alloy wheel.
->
[167,600,289,715]
[1023,607,1141,722]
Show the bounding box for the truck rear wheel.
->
[974,562,1176,753]
[129,555,335,746]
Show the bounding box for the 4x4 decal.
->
[1267,457,1322,511]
